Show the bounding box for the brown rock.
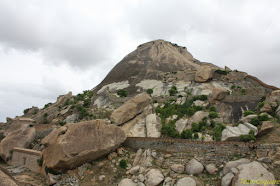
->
[212,87,228,101]
[257,121,274,137]
[0,169,18,186]
[0,124,36,162]
[110,93,152,125]
[260,103,273,113]
[42,120,126,172]
[195,65,214,83]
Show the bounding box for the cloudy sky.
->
[0,0,280,122]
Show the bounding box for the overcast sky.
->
[0,0,280,122]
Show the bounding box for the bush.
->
[193,95,208,101]
[231,85,236,89]
[213,123,226,141]
[37,157,43,167]
[215,69,229,75]
[24,108,31,115]
[79,108,89,119]
[258,102,265,109]
[241,89,246,95]
[244,110,255,117]
[169,98,177,102]
[250,117,261,126]
[209,112,219,119]
[146,89,153,95]
[83,99,91,108]
[161,123,181,138]
[117,89,128,97]
[178,94,183,98]
[259,114,269,122]
[193,132,199,139]
[43,103,52,109]
[239,133,256,142]
[181,129,192,139]
[153,100,158,103]
[59,121,66,126]
[210,120,216,128]
[209,106,216,112]
[169,86,178,96]
[119,159,127,169]
[191,123,200,132]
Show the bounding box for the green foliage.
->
[215,69,229,75]
[209,106,216,112]
[178,94,183,98]
[169,86,178,96]
[193,132,199,139]
[153,100,158,103]
[209,112,219,119]
[258,114,270,122]
[227,90,231,95]
[146,89,153,95]
[250,117,261,126]
[231,85,236,89]
[45,167,59,175]
[193,95,208,101]
[83,99,91,108]
[161,121,181,138]
[37,157,43,167]
[258,102,265,109]
[64,99,70,106]
[181,129,192,139]
[59,121,66,126]
[169,98,177,102]
[79,108,89,119]
[43,103,52,109]
[24,108,31,115]
[213,123,226,141]
[241,89,246,95]
[210,120,216,128]
[191,123,200,132]
[120,159,128,169]
[244,110,255,117]
[117,89,128,97]
[239,133,256,142]
[201,135,205,141]
[249,130,255,136]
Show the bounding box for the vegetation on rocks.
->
[117,89,128,97]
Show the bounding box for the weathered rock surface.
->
[163,177,175,186]
[187,111,209,125]
[118,178,138,186]
[133,149,153,167]
[42,120,126,172]
[205,164,218,174]
[221,173,234,186]
[64,114,79,123]
[221,124,251,141]
[260,103,273,113]
[176,177,196,186]
[257,121,274,137]
[110,93,152,125]
[146,114,161,137]
[243,123,258,135]
[276,105,280,119]
[212,87,228,101]
[195,65,214,83]
[175,118,189,133]
[145,169,164,186]
[240,114,258,124]
[223,158,251,175]
[170,164,185,173]
[185,159,204,175]
[0,124,36,162]
[0,168,18,186]
[232,161,275,186]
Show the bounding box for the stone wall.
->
[123,137,280,167]
[11,147,42,173]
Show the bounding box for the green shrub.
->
[161,121,181,138]
[146,89,153,95]
[201,136,205,141]
[79,108,89,119]
[259,114,269,122]
[244,110,255,117]
[169,86,178,96]
[169,98,177,102]
[45,167,59,175]
[250,117,261,126]
[193,95,208,101]
[117,89,128,97]
[258,102,265,109]
[193,132,199,139]
[215,69,229,75]
[153,100,158,103]
[209,112,219,119]
[241,89,246,95]
[64,99,70,106]
[210,120,216,128]
[191,123,200,132]
[24,108,31,115]
[186,107,196,117]
[43,103,52,109]
[83,99,91,108]
[178,95,183,98]
[119,159,128,169]
[227,90,231,95]
[201,126,206,132]
[239,134,256,142]
[231,85,236,89]
[59,121,66,126]
[213,123,226,141]
[209,106,216,112]
[181,129,192,139]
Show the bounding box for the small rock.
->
[99,175,105,181]
[205,164,218,175]
[137,174,145,182]
[221,173,234,186]
[185,159,204,175]
[257,157,271,163]
[170,164,185,173]
[146,162,152,167]
[176,177,196,186]
[98,162,104,168]
[129,166,140,175]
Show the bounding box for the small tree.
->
[169,86,178,96]
[120,159,127,169]
[146,89,153,95]
[117,89,128,97]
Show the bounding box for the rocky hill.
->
[1,40,280,186]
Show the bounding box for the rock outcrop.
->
[195,65,214,83]
[110,93,152,125]
[0,124,36,162]
[185,159,204,175]
[222,158,251,175]
[146,114,161,137]
[42,120,126,172]
[221,124,256,141]
[145,169,164,186]
[212,87,228,101]
[0,169,18,186]
[176,177,196,186]
[257,121,274,137]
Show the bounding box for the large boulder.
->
[41,120,126,172]
[176,177,196,186]
[0,169,18,186]
[212,87,228,101]
[195,65,214,83]
[221,124,251,141]
[110,93,152,125]
[133,149,153,167]
[257,121,274,137]
[221,173,234,186]
[232,161,275,186]
[185,159,204,175]
[145,169,164,186]
[205,164,218,175]
[240,114,258,124]
[146,114,161,137]
[171,164,185,173]
[0,124,36,162]
[187,111,209,125]
[223,158,251,175]
[118,178,138,186]
[260,103,273,113]
[175,118,189,133]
